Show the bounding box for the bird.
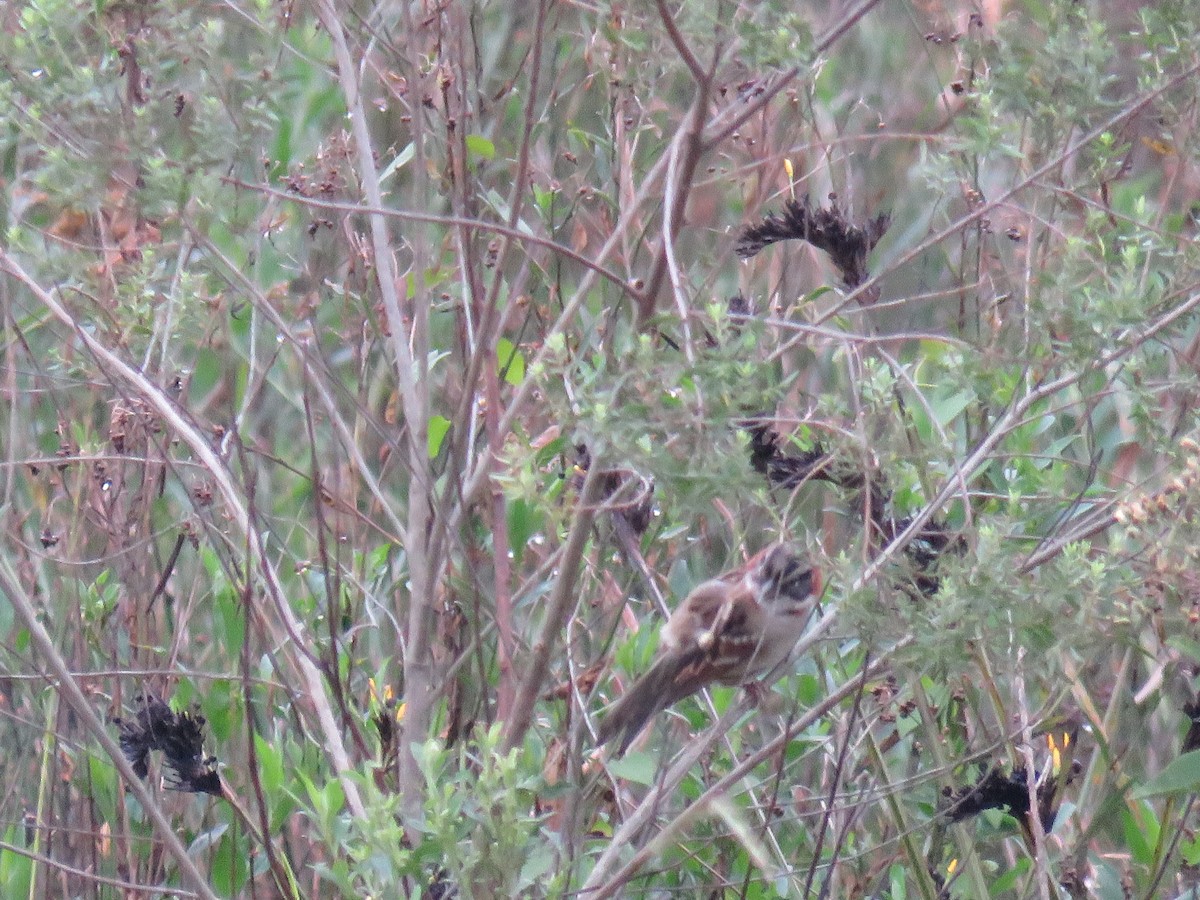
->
[596,544,821,755]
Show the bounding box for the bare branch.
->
[504,457,607,751]
[0,557,218,900]
[0,250,367,819]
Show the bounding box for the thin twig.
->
[812,61,1200,327]
[0,557,219,900]
[0,250,367,819]
[582,651,901,896]
[313,0,441,817]
[504,457,607,751]
[222,178,647,308]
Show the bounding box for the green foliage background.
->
[1,0,1200,897]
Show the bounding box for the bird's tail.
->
[596,653,687,755]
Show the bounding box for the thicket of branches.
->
[2,0,1200,897]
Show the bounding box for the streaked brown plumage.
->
[597,544,820,755]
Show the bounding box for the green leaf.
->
[532,433,567,467]
[518,844,556,890]
[1166,634,1200,663]
[212,827,248,895]
[606,751,657,785]
[255,732,284,796]
[990,857,1029,892]
[1122,799,1159,864]
[201,683,235,742]
[1183,832,1200,866]
[1132,750,1200,798]
[428,415,451,458]
[322,778,346,818]
[465,134,495,160]
[0,826,33,896]
[497,338,525,385]
[188,822,229,856]
[507,498,542,565]
[214,590,245,656]
[379,142,414,184]
[932,387,976,427]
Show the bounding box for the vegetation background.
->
[1,0,1200,896]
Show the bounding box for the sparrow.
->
[596,544,821,755]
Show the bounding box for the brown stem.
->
[584,652,900,897]
[0,558,219,900]
[503,458,606,751]
[0,249,367,818]
[486,359,517,720]
[638,72,712,326]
